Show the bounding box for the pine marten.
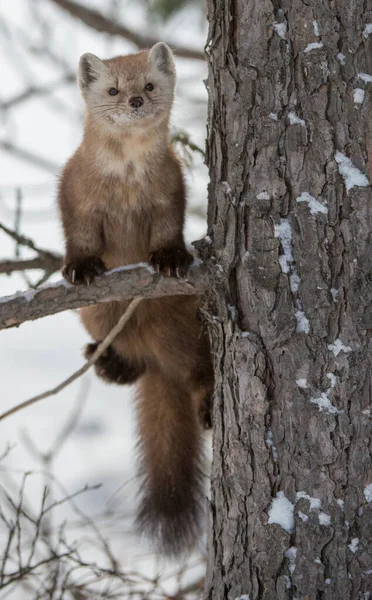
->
[58,42,213,557]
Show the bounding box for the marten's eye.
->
[108,87,119,96]
[145,83,154,91]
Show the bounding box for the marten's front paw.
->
[62,257,106,285]
[149,247,193,277]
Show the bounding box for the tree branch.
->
[0,221,61,257]
[0,141,59,173]
[0,256,62,275]
[50,0,205,61]
[0,297,143,423]
[0,221,63,275]
[0,263,208,331]
[1,74,75,111]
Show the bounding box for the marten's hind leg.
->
[84,343,145,385]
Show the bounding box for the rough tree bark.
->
[203,1,372,599]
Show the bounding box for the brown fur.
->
[58,43,213,556]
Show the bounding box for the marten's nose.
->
[129,96,144,108]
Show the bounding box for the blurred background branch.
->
[50,0,205,60]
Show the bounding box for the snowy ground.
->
[0,1,209,597]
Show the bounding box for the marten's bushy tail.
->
[135,370,204,557]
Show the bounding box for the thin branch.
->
[171,130,205,157]
[46,377,91,460]
[0,141,59,173]
[0,221,62,274]
[14,188,22,258]
[0,256,62,275]
[0,262,208,330]
[0,297,143,423]
[1,552,74,591]
[1,74,75,111]
[50,0,205,61]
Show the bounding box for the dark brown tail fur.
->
[135,369,204,557]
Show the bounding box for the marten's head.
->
[78,43,175,130]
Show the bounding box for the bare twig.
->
[0,221,41,252]
[0,141,59,173]
[1,552,75,591]
[1,74,75,111]
[0,466,205,597]
[0,256,62,275]
[14,188,22,258]
[49,0,205,61]
[0,297,142,423]
[171,130,205,157]
[0,220,63,276]
[20,377,92,541]
[45,377,91,460]
[0,262,208,330]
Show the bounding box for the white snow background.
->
[0,0,209,596]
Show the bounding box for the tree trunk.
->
[203,1,372,598]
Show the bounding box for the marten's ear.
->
[149,42,175,75]
[78,53,105,91]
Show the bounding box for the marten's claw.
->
[149,247,193,278]
[63,256,106,285]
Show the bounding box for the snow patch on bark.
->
[318,512,331,526]
[353,88,365,105]
[327,373,337,388]
[296,191,328,215]
[296,378,308,389]
[330,287,339,302]
[310,392,343,415]
[358,72,372,83]
[313,20,319,36]
[304,42,324,53]
[256,191,270,200]
[363,24,372,38]
[335,152,369,192]
[290,272,301,292]
[285,546,297,574]
[274,219,293,274]
[266,429,278,462]
[296,491,322,510]
[328,338,352,356]
[298,511,309,522]
[295,308,310,333]
[268,491,294,533]
[288,111,305,126]
[0,277,74,304]
[364,484,372,502]
[348,538,359,553]
[273,22,287,39]
[274,219,310,332]
[337,53,346,64]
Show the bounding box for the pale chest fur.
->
[88,139,160,267]
[71,130,179,269]
[101,198,151,267]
